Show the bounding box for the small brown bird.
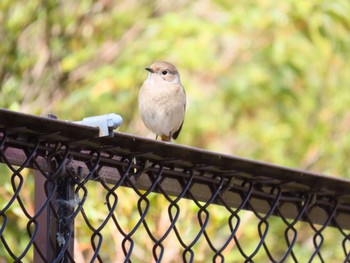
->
[138,61,186,142]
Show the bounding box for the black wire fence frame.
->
[0,108,350,262]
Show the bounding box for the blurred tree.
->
[1,0,350,262]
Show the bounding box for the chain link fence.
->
[0,109,350,262]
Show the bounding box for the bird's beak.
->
[145,67,154,73]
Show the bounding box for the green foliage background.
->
[1,0,350,262]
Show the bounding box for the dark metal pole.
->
[55,174,75,263]
[33,161,75,262]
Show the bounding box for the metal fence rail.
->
[0,108,350,262]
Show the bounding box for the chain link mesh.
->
[1,110,350,262]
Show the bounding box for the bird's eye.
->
[161,70,168,75]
